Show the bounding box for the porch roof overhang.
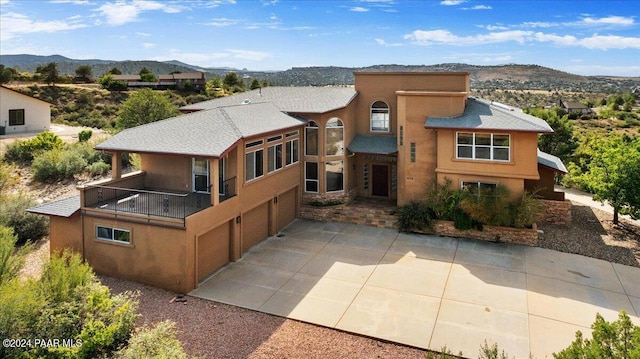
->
[27,195,80,218]
[347,135,397,155]
[537,149,568,174]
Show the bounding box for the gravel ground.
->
[101,276,428,359]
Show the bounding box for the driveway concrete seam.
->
[525,271,629,296]
[427,237,459,349]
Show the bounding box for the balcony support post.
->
[211,158,220,206]
[111,151,122,179]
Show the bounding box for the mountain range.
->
[1,54,638,92]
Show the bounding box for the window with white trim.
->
[326,118,344,156]
[267,143,283,173]
[370,101,389,132]
[9,109,25,126]
[96,226,131,243]
[305,121,318,156]
[245,149,264,182]
[305,162,318,193]
[457,132,510,161]
[286,138,299,166]
[326,160,344,192]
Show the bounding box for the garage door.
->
[197,222,230,283]
[242,202,269,253]
[277,188,297,232]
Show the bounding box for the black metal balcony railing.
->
[220,176,237,200]
[83,185,211,220]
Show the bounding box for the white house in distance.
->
[0,86,51,135]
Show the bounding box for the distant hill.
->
[1,54,638,92]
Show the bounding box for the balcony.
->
[81,176,237,226]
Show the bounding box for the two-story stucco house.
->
[29,72,567,293]
[0,86,51,135]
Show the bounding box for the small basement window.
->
[96,226,131,244]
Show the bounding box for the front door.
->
[371,164,389,197]
[193,158,210,193]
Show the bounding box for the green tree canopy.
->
[75,65,93,80]
[108,67,122,75]
[528,107,578,163]
[139,67,157,82]
[35,62,59,85]
[570,135,640,224]
[249,78,261,90]
[0,65,14,84]
[117,88,180,129]
[223,72,242,89]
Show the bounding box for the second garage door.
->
[277,188,297,232]
[197,222,230,283]
[242,202,269,253]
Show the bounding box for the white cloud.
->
[96,0,188,26]
[440,0,465,5]
[50,0,91,4]
[462,5,491,10]
[485,24,508,31]
[564,64,640,76]
[375,38,402,47]
[482,55,512,62]
[206,17,241,27]
[152,49,271,67]
[582,15,634,26]
[136,31,151,36]
[0,11,87,42]
[404,28,640,50]
[350,7,369,12]
[142,42,155,48]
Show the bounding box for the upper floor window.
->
[326,118,344,156]
[370,101,389,133]
[305,121,318,156]
[245,149,264,182]
[456,132,510,162]
[9,109,25,126]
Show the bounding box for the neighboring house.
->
[559,99,592,115]
[113,72,206,89]
[0,86,51,135]
[29,72,567,293]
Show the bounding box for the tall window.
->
[325,161,344,192]
[245,149,264,182]
[268,143,283,173]
[286,139,299,165]
[370,101,389,132]
[305,162,318,193]
[305,121,318,156]
[9,109,25,126]
[457,132,510,162]
[326,118,344,156]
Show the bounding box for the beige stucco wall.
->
[49,214,82,254]
[0,87,51,134]
[141,154,193,191]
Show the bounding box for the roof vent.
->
[491,102,514,111]
[241,99,251,105]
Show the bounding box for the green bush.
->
[78,129,93,142]
[459,186,512,227]
[0,226,31,286]
[4,131,64,164]
[88,160,111,176]
[394,201,434,232]
[554,311,639,358]
[117,320,192,359]
[510,191,544,228]
[0,250,140,359]
[0,162,18,197]
[0,194,48,244]
[32,147,88,182]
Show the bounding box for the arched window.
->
[370,101,390,132]
[325,118,344,156]
[305,121,318,156]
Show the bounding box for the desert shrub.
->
[88,161,111,176]
[459,186,512,227]
[78,129,93,142]
[117,320,191,359]
[453,208,478,230]
[0,226,31,286]
[510,191,544,228]
[3,131,63,164]
[554,311,639,358]
[424,179,457,219]
[0,195,48,244]
[32,147,88,182]
[0,250,140,359]
[394,201,434,232]
[0,162,18,197]
[479,340,512,359]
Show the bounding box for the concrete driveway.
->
[191,219,640,358]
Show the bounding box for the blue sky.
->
[1,0,639,76]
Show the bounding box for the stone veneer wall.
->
[540,199,572,225]
[430,220,539,246]
[299,204,344,221]
[302,188,357,205]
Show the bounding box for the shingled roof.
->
[180,86,358,114]
[425,97,553,133]
[96,102,305,157]
[347,135,398,154]
[27,195,80,218]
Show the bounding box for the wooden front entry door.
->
[371,165,389,197]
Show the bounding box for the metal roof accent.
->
[538,149,568,174]
[180,86,358,114]
[96,102,304,157]
[27,195,80,218]
[425,97,553,133]
[347,135,398,155]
